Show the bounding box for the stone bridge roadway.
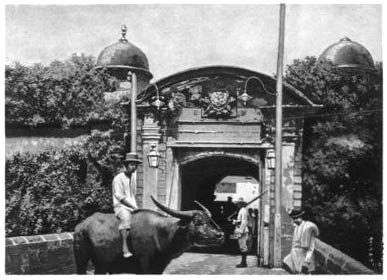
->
[161,253,287,274]
[86,253,288,274]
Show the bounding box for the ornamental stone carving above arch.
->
[178,151,260,167]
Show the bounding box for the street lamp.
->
[144,83,165,110]
[240,76,276,106]
[147,144,160,168]
[266,149,275,169]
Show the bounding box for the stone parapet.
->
[5,233,376,274]
[6,233,76,274]
[314,238,375,274]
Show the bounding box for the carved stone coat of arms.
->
[203,91,235,118]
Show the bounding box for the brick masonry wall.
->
[292,137,303,209]
[157,142,167,204]
[5,126,111,158]
[6,233,76,274]
[5,135,88,158]
[314,239,375,274]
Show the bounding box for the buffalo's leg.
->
[138,256,169,274]
[152,257,171,274]
[73,231,91,274]
[137,256,152,274]
[93,260,108,275]
[107,256,139,274]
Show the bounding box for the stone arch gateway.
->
[131,65,320,266]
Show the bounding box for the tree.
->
[5,130,124,237]
[285,57,383,270]
[5,54,126,129]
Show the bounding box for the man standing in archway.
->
[233,198,249,268]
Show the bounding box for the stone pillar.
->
[292,125,304,209]
[141,112,162,210]
[165,146,174,206]
[261,148,274,267]
[168,161,181,210]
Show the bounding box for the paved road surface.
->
[86,253,288,274]
[164,253,288,275]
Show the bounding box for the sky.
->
[4,3,383,81]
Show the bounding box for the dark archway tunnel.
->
[180,155,260,254]
[181,155,259,210]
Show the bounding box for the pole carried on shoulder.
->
[226,190,268,221]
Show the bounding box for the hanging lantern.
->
[144,83,165,110]
[266,149,275,169]
[151,97,165,110]
[147,144,160,168]
[238,89,253,106]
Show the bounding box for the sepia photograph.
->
[3,1,384,275]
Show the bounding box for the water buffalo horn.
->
[194,201,212,218]
[151,195,196,219]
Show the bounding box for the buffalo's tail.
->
[73,224,92,274]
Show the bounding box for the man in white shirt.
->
[233,197,249,268]
[283,208,319,274]
[112,153,142,258]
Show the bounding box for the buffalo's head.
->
[151,196,224,247]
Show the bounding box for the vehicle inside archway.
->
[180,155,260,254]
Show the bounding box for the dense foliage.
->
[5,54,127,129]
[285,57,383,270]
[5,131,124,237]
[5,55,130,237]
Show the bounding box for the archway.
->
[181,155,259,209]
[180,155,260,253]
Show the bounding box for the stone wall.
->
[157,142,168,204]
[5,135,88,158]
[314,239,375,274]
[5,233,376,274]
[6,233,76,274]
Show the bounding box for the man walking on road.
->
[283,208,319,274]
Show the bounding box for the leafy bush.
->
[5,54,128,130]
[285,58,383,269]
[5,130,125,237]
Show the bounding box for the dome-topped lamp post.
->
[96,24,153,156]
[130,68,137,154]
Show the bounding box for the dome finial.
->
[120,24,128,42]
[96,23,153,79]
